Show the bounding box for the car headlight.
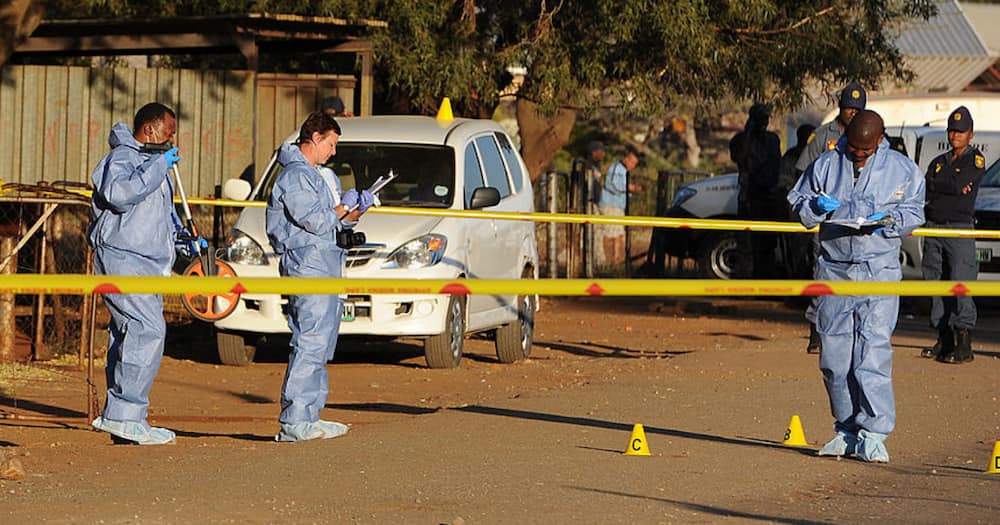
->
[225,229,268,266]
[671,186,697,207]
[382,234,447,269]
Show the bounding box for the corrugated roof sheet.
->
[890,0,997,93]
[897,0,990,56]
[959,2,1000,53]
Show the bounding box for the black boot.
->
[806,323,822,354]
[938,328,974,364]
[922,326,953,359]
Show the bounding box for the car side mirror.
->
[469,187,501,209]
[222,179,252,201]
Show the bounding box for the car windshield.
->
[257,143,455,207]
[982,159,1000,188]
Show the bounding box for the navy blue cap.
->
[321,96,346,115]
[838,82,866,110]
[588,140,606,153]
[947,106,973,132]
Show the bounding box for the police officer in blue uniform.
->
[788,110,925,463]
[795,82,868,354]
[920,106,984,364]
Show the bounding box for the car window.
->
[983,159,1000,188]
[257,143,455,208]
[464,142,485,208]
[495,132,524,192]
[474,135,511,198]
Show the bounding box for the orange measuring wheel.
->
[181,258,240,322]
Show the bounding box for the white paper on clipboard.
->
[367,169,397,196]
[825,217,879,230]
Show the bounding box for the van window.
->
[464,142,486,208]
[257,143,455,208]
[495,132,524,192]
[475,135,511,198]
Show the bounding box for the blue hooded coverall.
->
[266,143,353,425]
[787,137,925,436]
[88,123,181,423]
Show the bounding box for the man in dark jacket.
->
[729,103,782,278]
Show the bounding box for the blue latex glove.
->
[175,229,207,258]
[164,147,181,170]
[811,193,840,214]
[342,189,376,213]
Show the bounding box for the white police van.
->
[662,127,1000,280]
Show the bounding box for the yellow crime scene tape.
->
[1,274,998,297]
[4,184,997,239]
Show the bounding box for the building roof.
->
[959,2,1000,53]
[892,0,997,93]
[14,13,386,68]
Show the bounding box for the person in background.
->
[597,145,643,268]
[729,103,782,278]
[779,124,817,280]
[796,82,868,354]
[788,109,925,463]
[920,106,984,364]
[88,102,204,445]
[321,95,353,118]
[266,112,374,442]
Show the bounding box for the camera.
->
[336,229,366,249]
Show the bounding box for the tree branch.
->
[724,5,839,37]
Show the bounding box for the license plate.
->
[976,247,993,263]
[342,302,355,322]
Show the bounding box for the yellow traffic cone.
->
[624,423,651,456]
[436,97,454,121]
[782,415,809,447]
[986,441,1000,474]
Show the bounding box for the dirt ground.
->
[1,295,998,524]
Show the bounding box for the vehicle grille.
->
[346,246,379,268]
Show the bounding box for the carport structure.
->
[13,13,386,115]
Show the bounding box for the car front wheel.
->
[216,330,257,366]
[697,232,740,280]
[424,296,465,369]
[495,269,535,363]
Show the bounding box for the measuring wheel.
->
[180,258,241,322]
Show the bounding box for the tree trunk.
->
[0,0,44,66]
[516,99,577,182]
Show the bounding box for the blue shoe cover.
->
[856,429,890,463]
[276,420,350,442]
[818,431,857,457]
[92,416,176,445]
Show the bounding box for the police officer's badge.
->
[826,140,837,151]
[934,163,941,173]
[851,90,860,99]
[953,113,962,122]
[976,155,985,168]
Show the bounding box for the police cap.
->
[589,140,606,153]
[838,82,866,110]
[947,106,973,132]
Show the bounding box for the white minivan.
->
[212,116,538,368]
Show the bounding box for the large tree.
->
[0,0,43,66]
[40,1,937,178]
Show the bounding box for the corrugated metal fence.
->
[0,65,356,196]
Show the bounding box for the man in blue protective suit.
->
[787,110,925,463]
[88,102,204,445]
[266,112,374,442]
